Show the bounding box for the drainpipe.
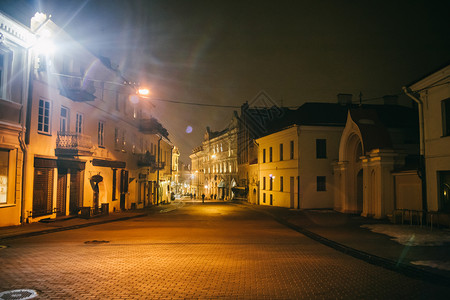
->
[156,135,162,205]
[20,44,35,224]
[403,86,427,222]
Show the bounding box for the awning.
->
[92,158,126,169]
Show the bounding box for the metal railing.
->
[392,209,424,227]
[56,132,93,150]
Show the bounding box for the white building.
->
[333,99,419,218]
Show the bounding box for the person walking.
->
[202,193,205,204]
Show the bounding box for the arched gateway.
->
[333,109,398,219]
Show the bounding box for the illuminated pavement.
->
[0,202,449,299]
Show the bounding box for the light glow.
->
[138,88,150,96]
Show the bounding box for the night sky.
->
[1,0,449,163]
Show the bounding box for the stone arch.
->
[336,113,365,214]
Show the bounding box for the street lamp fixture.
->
[138,88,150,96]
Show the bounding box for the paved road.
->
[0,202,448,299]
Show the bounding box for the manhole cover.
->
[84,240,110,244]
[0,289,38,300]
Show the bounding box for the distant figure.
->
[194,193,196,199]
[202,193,205,203]
[214,194,217,199]
[190,193,193,199]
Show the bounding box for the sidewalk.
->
[237,202,450,285]
[0,202,180,241]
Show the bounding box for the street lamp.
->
[138,88,150,96]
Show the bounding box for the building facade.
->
[257,123,343,209]
[333,102,419,218]
[405,64,450,225]
[15,13,173,224]
[190,116,238,200]
[0,12,34,227]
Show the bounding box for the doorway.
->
[56,170,67,216]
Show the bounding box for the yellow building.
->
[257,122,343,209]
[405,64,450,226]
[0,12,34,227]
[190,116,238,200]
[19,13,173,224]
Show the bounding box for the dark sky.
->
[1,0,449,163]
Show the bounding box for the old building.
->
[190,115,238,200]
[0,12,35,227]
[333,97,419,218]
[189,145,204,198]
[404,64,450,226]
[236,92,285,204]
[256,102,347,209]
[20,13,172,224]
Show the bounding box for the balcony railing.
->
[55,132,93,156]
[137,152,165,172]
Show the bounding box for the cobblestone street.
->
[1,202,449,299]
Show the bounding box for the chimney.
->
[383,95,398,105]
[337,93,353,105]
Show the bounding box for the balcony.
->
[137,152,165,172]
[59,76,96,102]
[55,132,93,156]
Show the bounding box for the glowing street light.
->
[138,88,150,96]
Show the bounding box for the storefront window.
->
[0,150,9,204]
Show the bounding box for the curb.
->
[236,203,450,287]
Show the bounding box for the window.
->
[98,121,104,147]
[60,107,69,133]
[263,149,266,163]
[438,171,450,212]
[290,140,294,159]
[269,147,273,162]
[114,128,119,149]
[38,99,51,134]
[121,130,126,150]
[316,139,326,159]
[0,150,9,204]
[270,194,273,205]
[280,143,283,161]
[441,98,450,136]
[75,113,83,134]
[0,53,6,98]
[263,193,266,203]
[0,50,12,100]
[263,177,266,190]
[280,176,283,192]
[115,91,120,111]
[112,169,117,200]
[269,176,273,190]
[317,176,326,191]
